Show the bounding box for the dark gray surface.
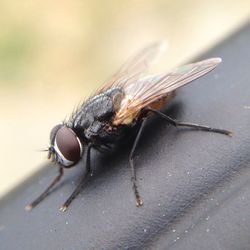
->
[1,23,250,250]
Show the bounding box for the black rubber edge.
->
[1,22,250,250]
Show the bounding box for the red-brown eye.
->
[54,126,83,167]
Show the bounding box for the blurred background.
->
[0,0,249,198]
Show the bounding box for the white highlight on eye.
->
[76,136,83,156]
[54,139,74,167]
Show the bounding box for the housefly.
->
[26,42,232,212]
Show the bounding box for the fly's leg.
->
[129,117,148,207]
[25,167,64,211]
[146,107,232,136]
[60,144,92,212]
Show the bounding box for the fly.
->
[26,42,232,212]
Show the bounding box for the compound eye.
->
[54,126,83,167]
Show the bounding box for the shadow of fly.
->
[26,42,232,212]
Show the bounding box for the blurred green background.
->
[0,0,249,198]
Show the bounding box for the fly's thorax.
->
[72,87,124,130]
[84,120,103,140]
[89,87,124,117]
[49,125,83,167]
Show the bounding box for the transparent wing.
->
[113,58,222,124]
[94,41,167,95]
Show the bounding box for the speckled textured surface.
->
[1,23,250,250]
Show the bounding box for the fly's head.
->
[48,124,83,168]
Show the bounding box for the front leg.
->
[60,144,92,212]
[25,166,64,211]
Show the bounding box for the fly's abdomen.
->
[148,91,176,110]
